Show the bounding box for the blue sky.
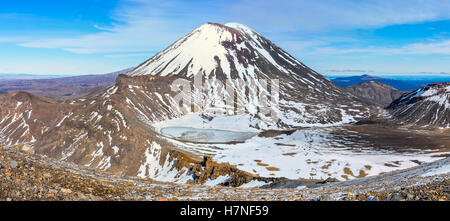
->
[1,0,450,76]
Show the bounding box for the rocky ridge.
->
[388,82,450,128]
[346,81,404,107]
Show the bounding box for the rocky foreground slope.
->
[0,146,448,201]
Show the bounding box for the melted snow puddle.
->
[160,126,257,144]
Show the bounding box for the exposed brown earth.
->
[346,81,405,107]
[330,124,450,154]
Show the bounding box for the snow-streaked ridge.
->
[388,83,450,128]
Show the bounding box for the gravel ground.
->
[0,146,448,201]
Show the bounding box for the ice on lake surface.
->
[155,114,450,180]
[160,126,258,143]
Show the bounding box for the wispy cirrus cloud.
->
[327,69,374,73]
[104,52,157,58]
[16,0,450,55]
[0,36,29,43]
[19,17,189,54]
[396,39,450,55]
[229,0,450,32]
[308,39,450,55]
[18,0,215,54]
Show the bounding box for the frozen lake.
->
[160,126,258,143]
[154,114,450,181]
[162,125,449,181]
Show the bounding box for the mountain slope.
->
[387,82,450,128]
[128,22,376,128]
[346,81,405,107]
[33,75,273,185]
[0,91,71,146]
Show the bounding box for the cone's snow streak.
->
[128,22,374,128]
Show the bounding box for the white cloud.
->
[19,18,188,53]
[0,58,119,75]
[0,36,30,43]
[16,0,450,55]
[396,39,450,54]
[308,39,450,55]
[18,0,213,54]
[229,0,450,32]
[327,69,374,73]
[104,52,156,58]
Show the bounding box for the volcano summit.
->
[128,22,376,128]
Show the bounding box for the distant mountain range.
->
[329,74,450,91]
[0,73,68,81]
[0,68,132,101]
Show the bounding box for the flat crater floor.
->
[161,123,450,182]
[160,126,257,144]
